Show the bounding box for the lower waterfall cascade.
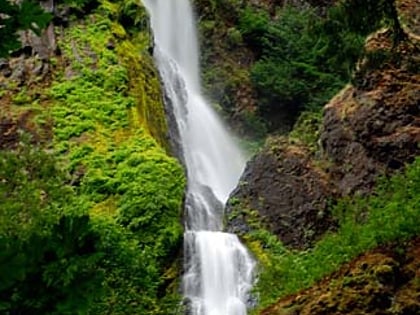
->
[142,0,256,314]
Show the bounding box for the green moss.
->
[11,88,32,105]
[116,39,170,150]
[288,111,322,154]
[1,0,179,311]
[111,21,127,39]
[41,8,185,314]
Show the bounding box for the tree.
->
[0,0,51,57]
[0,143,103,314]
[239,5,364,130]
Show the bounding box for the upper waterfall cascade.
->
[143,0,255,314]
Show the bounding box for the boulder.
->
[227,138,335,249]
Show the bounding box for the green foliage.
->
[48,15,133,146]
[0,142,71,240]
[247,157,420,310]
[0,0,52,57]
[0,143,181,314]
[46,13,185,314]
[100,0,149,34]
[0,144,99,314]
[238,5,366,129]
[1,8,185,315]
[238,7,270,57]
[62,0,99,11]
[288,111,322,153]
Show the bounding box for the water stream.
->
[143,1,255,314]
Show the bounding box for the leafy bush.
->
[0,144,181,314]
[0,146,96,314]
[341,0,405,42]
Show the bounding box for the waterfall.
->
[142,1,255,314]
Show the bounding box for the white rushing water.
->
[142,1,255,314]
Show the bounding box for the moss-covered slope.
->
[261,237,420,315]
[0,1,186,314]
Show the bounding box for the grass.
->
[246,157,420,311]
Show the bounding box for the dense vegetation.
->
[237,4,372,129]
[196,0,408,134]
[236,157,420,311]
[0,2,186,314]
[1,0,417,314]
[0,141,185,314]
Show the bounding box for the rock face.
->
[397,0,420,38]
[321,74,419,196]
[226,29,420,249]
[321,29,420,196]
[0,1,59,150]
[228,139,335,249]
[261,237,420,315]
[0,112,51,150]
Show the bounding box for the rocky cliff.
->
[228,27,419,248]
[225,1,419,313]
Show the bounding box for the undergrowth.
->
[246,157,420,311]
[1,6,185,315]
[49,13,186,314]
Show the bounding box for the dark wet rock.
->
[0,111,51,150]
[4,18,59,84]
[9,57,26,84]
[227,138,335,249]
[182,297,194,315]
[0,59,8,70]
[0,60,12,78]
[18,25,56,61]
[163,88,185,164]
[320,30,420,196]
[53,5,71,27]
[160,58,188,164]
[396,0,420,38]
[3,54,51,86]
[0,0,59,87]
[227,29,419,250]
[32,62,45,77]
[10,45,33,58]
[0,118,20,150]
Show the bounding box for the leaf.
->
[17,0,52,34]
